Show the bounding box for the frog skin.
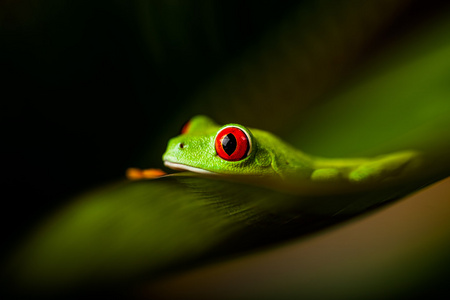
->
[162,115,420,184]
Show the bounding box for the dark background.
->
[2,0,304,255]
[2,0,450,274]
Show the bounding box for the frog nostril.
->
[179,143,184,149]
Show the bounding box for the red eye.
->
[215,126,251,161]
[180,120,191,134]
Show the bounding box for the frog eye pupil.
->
[222,134,237,155]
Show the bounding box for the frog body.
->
[162,115,420,185]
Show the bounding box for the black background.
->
[2,0,450,282]
[1,0,303,259]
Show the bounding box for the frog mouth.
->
[164,161,215,174]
